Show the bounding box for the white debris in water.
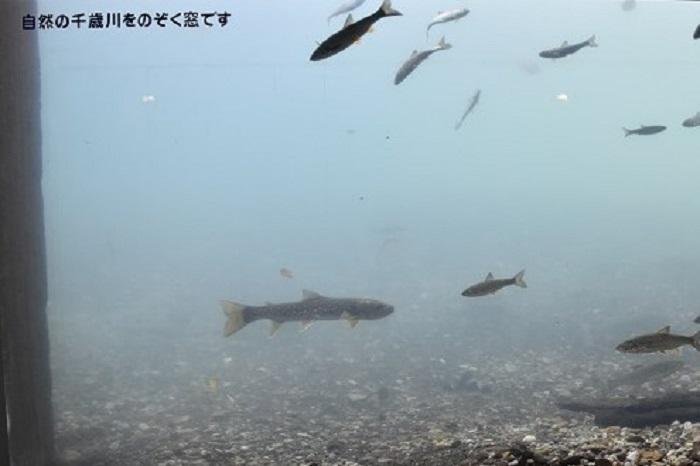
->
[522,434,536,443]
[223,357,233,364]
[141,95,156,103]
[556,93,568,102]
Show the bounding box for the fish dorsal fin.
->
[302,289,321,300]
[485,272,494,281]
[270,321,282,336]
[411,49,418,57]
[560,41,568,47]
[341,311,359,328]
[438,36,447,48]
[657,325,670,334]
[343,14,354,28]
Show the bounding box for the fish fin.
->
[560,41,569,47]
[411,49,418,57]
[657,325,671,334]
[514,269,527,288]
[343,14,354,29]
[587,34,598,47]
[622,127,632,137]
[302,289,322,300]
[341,311,359,328]
[315,40,321,46]
[220,300,247,337]
[369,26,375,33]
[692,330,700,351]
[301,320,314,331]
[269,321,282,336]
[379,0,402,17]
[485,272,494,281]
[437,36,452,50]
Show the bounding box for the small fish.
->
[454,89,481,130]
[279,268,294,279]
[682,112,700,128]
[622,125,666,137]
[221,290,394,336]
[695,23,700,40]
[605,360,684,390]
[310,0,402,61]
[461,270,527,297]
[621,0,636,11]
[394,36,452,85]
[539,35,598,59]
[327,0,367,24]
[616,326,700,354]
[426,8,469,38]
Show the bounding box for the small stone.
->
[594,460,613,466]
[138,423,150,431]
[522,434,536,443]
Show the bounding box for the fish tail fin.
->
[379,0,402,17]
[588,34,598,47]
[622,127,632,137]
[220,300,247,337]
[438,36,452,50]
[513,269,527,288]
[426,24,433,39]
[692,330,700,351]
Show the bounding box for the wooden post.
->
[0,0,55,464]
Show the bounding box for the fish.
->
[461,270,527,297]
[327,0,367,24]
[622,125,666,137]
[426,8,469,38]
[695,23,700,40]
[221,289,394,336]
[621,0,636,11]
[605,360,685,390]
[394,36,452,85]
[310,0,402,61]
[616,326,700,354]
[539,35,598,59]
[695,314,700,324]
[454,89,481,130]
[682,112,700,128]
[279,268,294,279]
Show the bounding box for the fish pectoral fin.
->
[341,311,359,328]
[302,289,322,300]
[657,325,671,334]
[269,321,283,336]
[301,320,314,331]
[368,26,375,33]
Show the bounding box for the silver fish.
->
[539,35,598,59]
[455,89,481,130]
[616,326,700,354]
[426,8,469,39]
[622,125,666,137]
[461,270,527,297]
[327,0,366,24]
[221,289,394,336]
[394,36,452,85]
[682,112,700,128]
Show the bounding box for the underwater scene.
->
[40,0,700,464]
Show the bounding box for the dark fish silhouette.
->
[695,23,700,39]
[616,326,700,353]
[394,36,451,85]
[622,125,666,137]
[683,112,700,128]
[539,35,598,59]
[455,89,481,130]
[221,290,394,336]
[310,0,402,61]
[461,270,527,297]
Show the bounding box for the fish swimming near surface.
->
[616,326,700,354]
[221,290,394,336]
[454,89,481,130]
[279,268,294,279]
[622,125,666,137]
[605,360,685,390]
[461,270,527,297]
[310,0,402,61]
[327,0,367,24]
[426,8,469,38]
[682,112,700,128]
[394,36,452,85]
[539,35,598,59]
